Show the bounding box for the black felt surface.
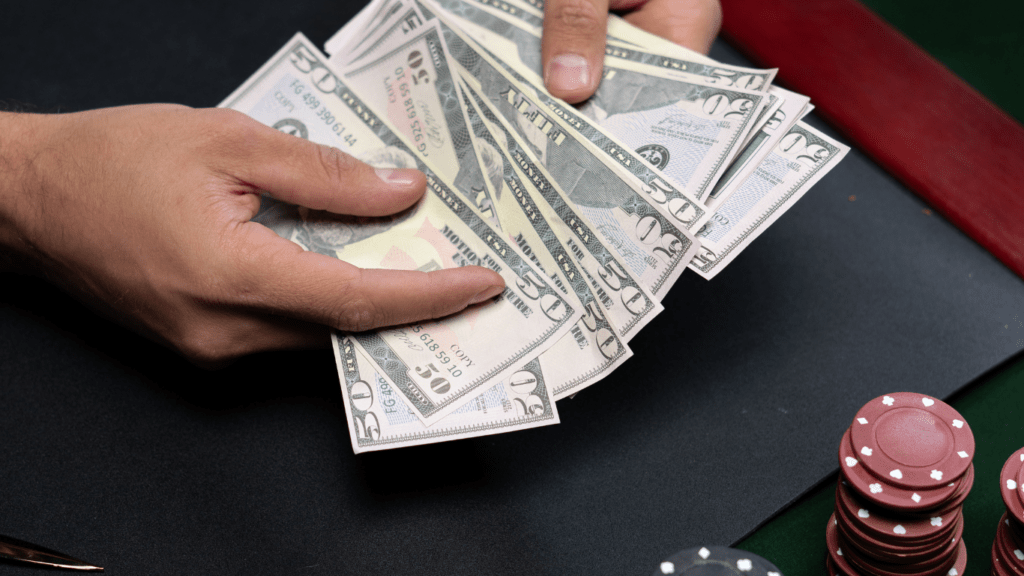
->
[2,1,1023,575]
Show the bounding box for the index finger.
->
[236,224,506,333]
[542,0,609,103]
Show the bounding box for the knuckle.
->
[209,107,253,129]
[176,324,242,366]
[331,296,386,333]
[194,108,262,154]
[326,271,388,332]
[547,0,604,33]
[315,143,362,181]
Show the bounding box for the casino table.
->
[1,0,1022,575]
[735,0,1024,572]
[740,358,1024,576]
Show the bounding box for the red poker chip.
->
[833,493,960,557]
[1015,456,1024,524]
[842,509,960,561]
[828,513,963,576]
[825,557,839,576]
[995,545,1019,573]
[836,481,960,543]
[1006,515,1024,551]
[995,537,1016,576]
[948,538,967,576]
[997,536,1024,576]
[913,464,974,519]
[997,514,1024,576]
[837,507,962,567]
[1011,515,1024,545]
[1001,448,1024,524]
[841,510,963,571]
[826,554,848,576]
[839,428,959,512]
[849,393,974,490]
[843,533,962,576]
[826,514,863,576]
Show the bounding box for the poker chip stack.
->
[655,546,782,576]
[825,393,975,576]
[991,448,1024,576]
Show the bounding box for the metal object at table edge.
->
[0,533,103,571]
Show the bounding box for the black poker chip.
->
[653,546,782,576]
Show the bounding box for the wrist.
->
[0,111,57,273]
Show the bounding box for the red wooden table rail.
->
[720,0,1024,280]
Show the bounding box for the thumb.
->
[542,0,610,103]
[236,224,506,333]
[222,109,427,216]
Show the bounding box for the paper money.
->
[427,0,775,208]
[430,0,775,92]
[605,14,717,64]
[335,334,559,452]
[330,0,427,67]
[423,0,717,233]
[429,10,701,299]
[338,18,631,397]
[461,80,663,343]
[460,85,637,398]
[706,87,811,210]
[690,122,850,279]
[222,34,580,427]
[339,21,504,228]
[215,0,851,450]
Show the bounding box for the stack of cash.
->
[220,0,849,452]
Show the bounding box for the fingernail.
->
[375,168,420,187]
[470,284,505,305]
[545,53,591,94]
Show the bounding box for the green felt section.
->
[856,0,1024,124]
[737,353,1024,575]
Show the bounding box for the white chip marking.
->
[699,548,710,560]
[1020,454,1023,462]
[958,451,968,458]
[912,493,922,503]
[661,562,675,574]
[931,470,943,481]
[857,417,868,425]
[858,509,869,519]
[845,457,858,467]
[948,569,958,576]
[1009,480,1018,491]
[922,398,935,407]
[890,469,903,479]
[837,548,843,556]
[768,572,780,576]
[1016,550,1024,561]
[737,559,753,572]
[870,483,883,494]
[861,447,873,457]
[931,517,943,527]
[952,419,963,428]
[893,525,907,535]
[883,396,894,406]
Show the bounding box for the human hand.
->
[0,105,505,365]
[542,0,722,103]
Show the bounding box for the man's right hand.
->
[0,105,505,365]
[542,0,722,103]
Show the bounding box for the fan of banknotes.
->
[219,0,850,452]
